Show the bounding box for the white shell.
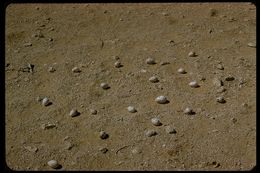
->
[127,106,137,113]
[72,67,81,73]
[151,118,162,126]
[165,126,177,134]
[177,68,186,74]
[47,160,59,169]
[114,61,122,68]
[184,107,193,115]
[188,51,196,57]
[99,131,109,139]
[146,58,156,64]
[189,81,199,88]
[42,97,50,106]
[145,130,157,137]
[155,96,167,104]
[48,67,56,72]
[149,76,159,83]
[100,83,110,89]
[216,96,225,103]
[69,109,79,117]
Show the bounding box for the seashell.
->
[165,126,177,134]
[69,109,80,117]
[146,58,156,65]
[177,68,186,74]
[72,67,81,73]
[145,130,157,137]
[149,76,159,83]
[189,81,199,88]
[127,106,137,113]
[188,51,196,57]
[184,107,193,115]
[90,109,97,115]
[216,96,226,103]
[47,160,60,169]
[42,97,50,106]
[48,67,56,72]
[100,83,110,89]
[155,96,168,104]
[99,131,109,139]
[114,61,123,68]
[151,118,162,126]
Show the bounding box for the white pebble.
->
[114,61,123,68]
[151,117,162,126]
[100,83,110,89]
[247,42,256,48]
[212,78,223,87]
[177,68,186,74]
[145,130,157,137]
[127,106,137,113]
[189,81,199,88]
[146,58,156,65]
[42,97,50,106]
[184,107,193,115]
[149,76,159,83]
[99,131,109,139]
[165,126,177,134]
[216,64,224,70]
[69,109,80,117]
[155,96,168,104]
[47,160,59,169]
[90,109,97,115]
[72,67,81,73]
[188,51,196,57]
[48,67,56,73]
[216,96,226,103]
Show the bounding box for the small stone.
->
[131,147,142,154]
[213,78,223,87]
[48,67,56,73]
[145,130,157,137]
[231,118,237,123]
[155,96,168,104]
[69,109,80,117]
[151,117,162,126]
[146,58,156,65]
[225,76,235,81]
[99,147,108,153]
[64,142,73,150]
[127,106,137,113]
[99,131,109,139]
[177,68,186,74]
[160,61,170,65]
[184,107,194,115]
[188,51,196,57]
[41,123,56,130]
[189,81,199,88]
[114,61,123,68]
[47,160,60,169]
[216,96,226,103]
[165,126,177,134]
[216,64,224,70]
[247,42,256,48]
[42,97,50,106]
[90,109,97,115]
[140,69,147,73]
[113,56,120,60]
[36,96,43,102]
[24,43,32,47]
[149,76,159,83]
[100,83,110,89]
[216,86,226,93]
[72,67,81,73]
[24,146,38,153]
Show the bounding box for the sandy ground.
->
[5,3,256,171]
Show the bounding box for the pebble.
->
[231,117,237,123]
[184,107,193,115]
[177,68,186,74]
[188,51,196,57]
[149,76,159,83]
[155,96,168,104]
[72,67,81,73]
[189,81,199,88]
[100,82,110,89]
[212,78,223,87]
[216,96,226,103]
[41,123,56,130]
[90,109,97,115]
[47,160,60,169]
[145,130,157,137]
[24,146,38,153]
[225,76,235,81]
[151,117,162,126]
[64,142,74,150]
[42,97,50,106]
[127,106,137,113]
[165,126,177,134]
[160,61,170,65]
[146,58,156,65]
[216,64,224,70]
[114,61,123,68]
[131,147,142,154]
[247,42,256,48]
[36,96,43,102]
[99,147,108,153]
[48,67,56,73]
[113,56,120,60]
[216,86,226,93]
[99,131,109,139]
[69,109,80,117]
[24,43,32,47]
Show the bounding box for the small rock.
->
[113,56,120,60]
[189,81,199,88]
[90,109,97,115]
[127,106,137,113]
[99,131,109,139]
[149,76,159,83]
[131,147,142,154]
[231,117,237,123]
[213,78,223,87]
[155,96,168,104]
[146,58,156,65]
[225,76,235,81]
[48,67,56,73]
[42,97,51,106]
[72,67,81,73]
[151,117,162,126]
[216,96,226,103]
[247,42,256,48]
[24,43,32,47]
[100,83,110,89]
[36,96,43,102]
[140,69,147,73]
[114,61,123,68]
[69,109,80,117]
[165,126,177,134]
[99,147,108,153]
[188,51,196,57]
[64,142,73,150]
[216,64,224,70]
[47,160,60,169]
[216,86,226,93]
[184,107,194,115]
[177,68,186,74]
[160,61,170,65]
[145,130,157,137]
[41,123,56,130]
[24,146,38,153]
